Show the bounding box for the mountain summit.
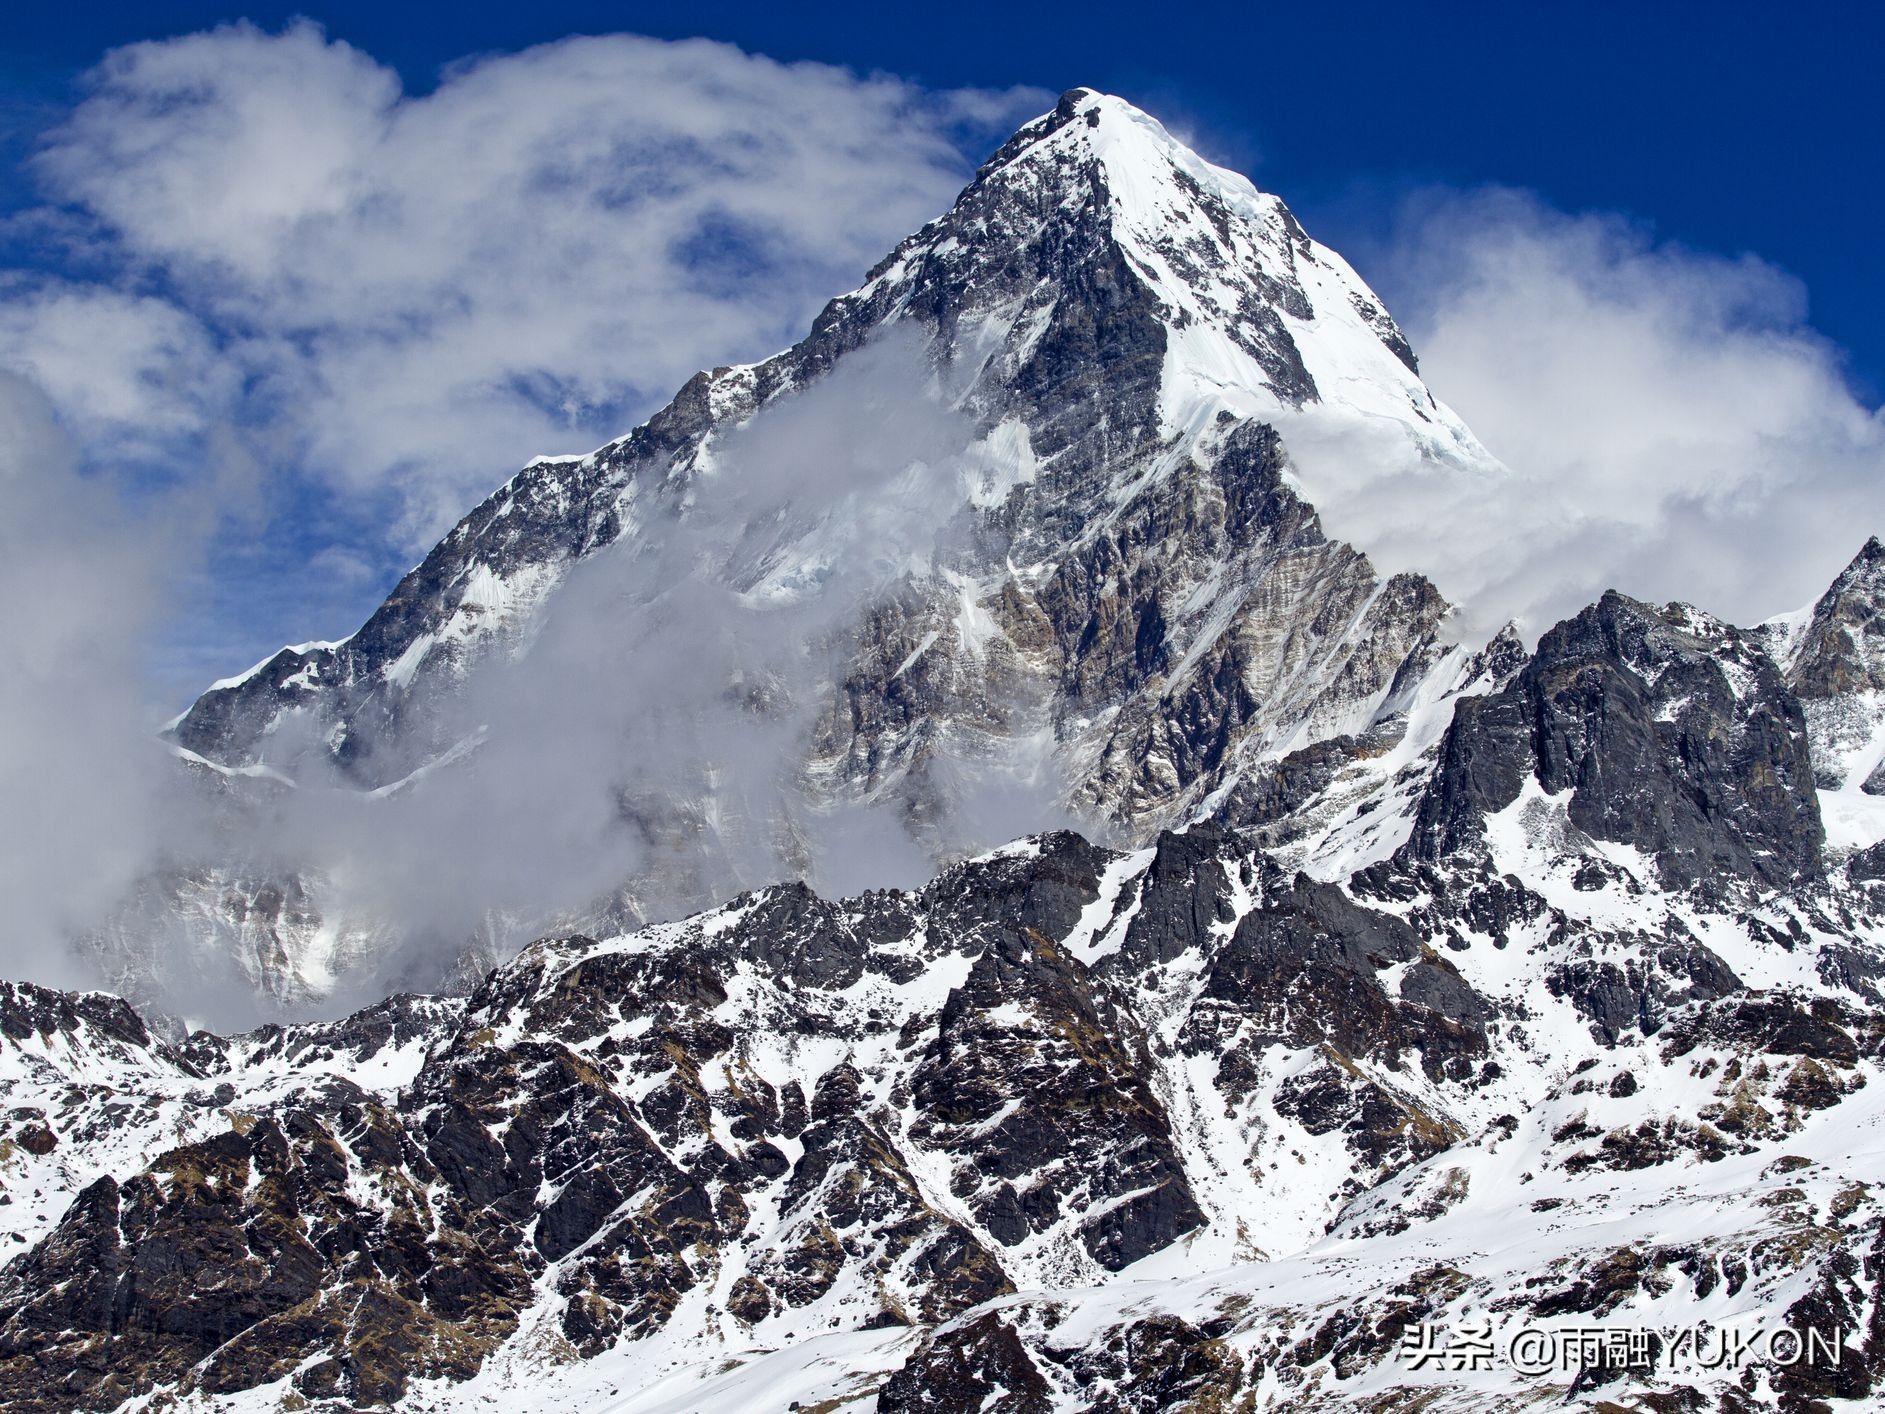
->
[151,90,1499,1006]
[174,89,1489,784]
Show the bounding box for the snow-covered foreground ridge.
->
[9,561,1885,1410]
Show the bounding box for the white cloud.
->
[0,373,194,983]
[0,24,1047,1002]
[1290,188,1885,640]
[25,22,1044,541]
[0,281,227,455]
[249,327,1034,993]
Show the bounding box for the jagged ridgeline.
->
[4,90,1885,1412]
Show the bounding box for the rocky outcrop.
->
[910,922,1206,1269]
[11,692,1885,1409]
[1410,592,1823,892]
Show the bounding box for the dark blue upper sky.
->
[6,0,1881,397]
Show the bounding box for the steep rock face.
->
[1759,536,1885,795]
[1781,538,1885,702]
[909,920,1206,1269]
[173,90,1476,789]
[0,983,158,1055]
[1410,592,1823,892]
[12,563,1885,1409]
[1186,869,1488,1081]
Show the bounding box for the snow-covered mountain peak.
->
[147,90,1511,1012]
[862,87,1492,468]
[972,89,1289,243]
[1764,536,1885,688]
[17,87,1885,1412]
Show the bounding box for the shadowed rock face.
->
[1785,538,1885,701]
[167,95,1445,821]
[1107,826,1239,972]
[0,985,155,1053]
[0,835,1448,1405]
[10,654,1885,1411]
[1410,591,1823,892]
[1188,869,1488,1078]
[910,920,1207,1268]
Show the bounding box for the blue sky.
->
[9,0,1878,388]
[0,2,1881,705]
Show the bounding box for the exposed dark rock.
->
[0,981,160,1054]
[1047,1312,1247,1412]
[910,919,1206,1268]
[1108,826,1239,971]
[1185,870,1488,1079]
[1662,994,1861,1065]
[1547,939,1744,1043]
[877,1311,1054,1413]
[1410,593,1823,892]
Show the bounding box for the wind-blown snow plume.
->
[209,328,1073,1003]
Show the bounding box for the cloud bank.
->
[10,21,1042,619]
[1292,188,1885,640]
[270,327,982,959]
[0,374,197,987]
[170,327,1080,1023]
[0,24,1047,1009]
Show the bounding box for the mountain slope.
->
[173,89,1484,792]
[13,86,1885,1413]
[7,574,1885,1408]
